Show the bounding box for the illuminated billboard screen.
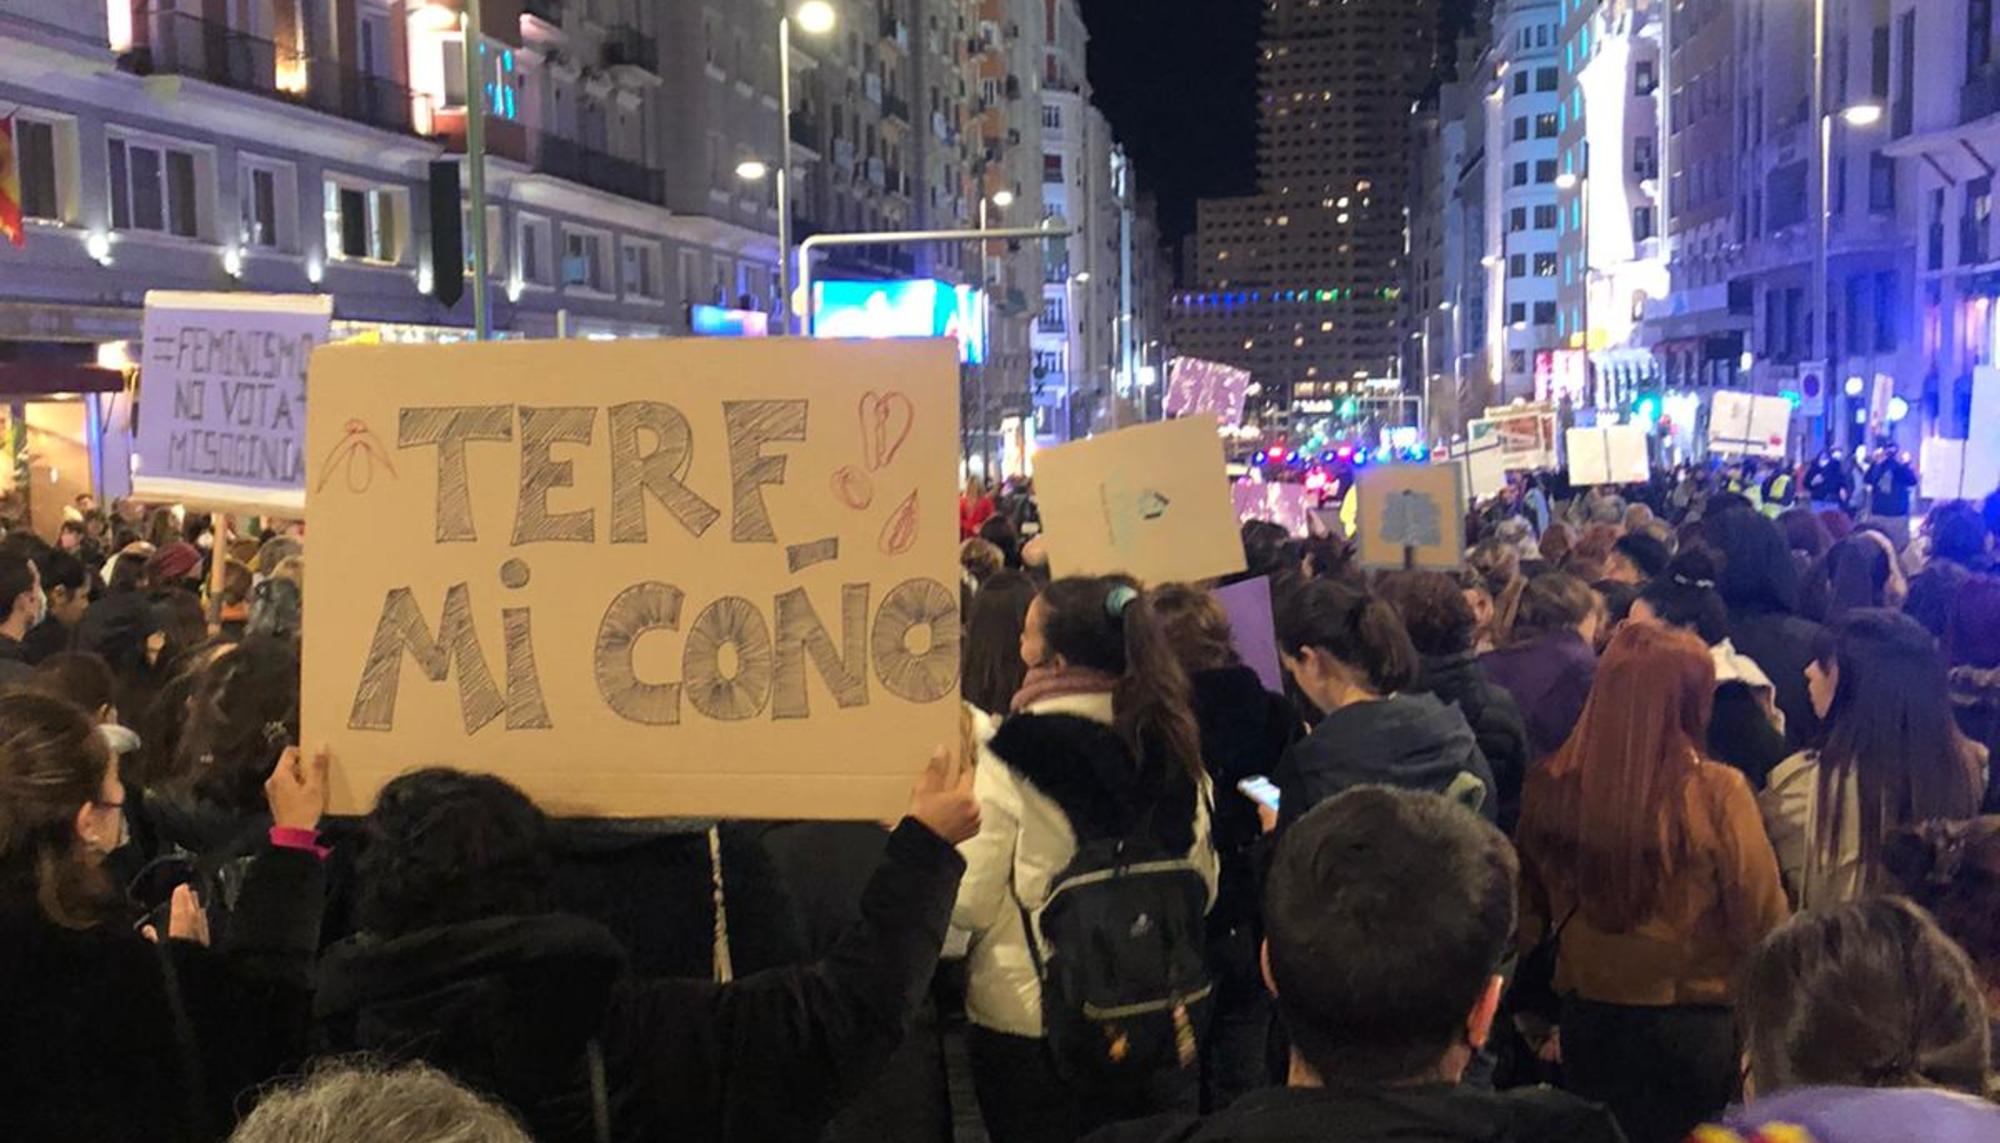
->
[812,279,986,364]
[689,304,771,338]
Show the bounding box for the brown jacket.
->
[1519,760,1789,1007]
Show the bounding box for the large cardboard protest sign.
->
[1709,391,1792,459]
[1165,357,1253,428]
[1471,405,1557,471]
[1566,425,1650,487]
[1921,439,1972,501]
[303,338,962,820]
[1033,415,1246,585]
[136,291,331,513]
[1454,419,1510,502]
[1921,368,2000,502]
[1355,463,1465,572]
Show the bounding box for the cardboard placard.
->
[1232,478,1311,536]
[136,291,332,513]
[1165,356,1253,428]
[1032,415,1247,585]
[1710,391,1792,459]
[303,338,962,820]
[1921,438,1970,502]
[1966,366,2000,501]
[1456,419,1510,502]
[1565,425,1650,487]
[1471,408,1557,471]
[1212,576,1285,694]
[1355,463,1465,571]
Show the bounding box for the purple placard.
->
[1166,356,1252,428]
[1213,575,1285,694]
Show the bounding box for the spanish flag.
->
[0,116,24,248]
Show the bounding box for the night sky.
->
[1079,0,1480,257]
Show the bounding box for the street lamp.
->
[776,1,838,333]
[1554,171,1579,191]
[735,159,771,182]
[1841,102,1885,128]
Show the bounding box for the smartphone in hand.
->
[1237,776,1281,812]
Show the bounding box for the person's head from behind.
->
[247,576,303,644]
[34,550,88,630]
[1780,506,1834,563]
[1240,520,1293,580]
[1739,897,1990,1099]
[1704,508,1802,615]
[1606,531,1671,585]
[0,691,123,927]
[1520,621,1714,930]
[1590,582,1640,651]
[1149,582,1242,677]
[1824,533,1893,622]
[1467,537,1521,596]
[961,570,1038,715]
[1022,577,1202,786]
[0,552,45,638]
[174,636,301,813]
[232,1059,533,1143]
[1927,502,1990,568]
[1633,547,1731,646]
[1809,610,1980,879]
[1274,578,1418,715]
[1886,818,2000,1009]
[147,591,210,671]
[1538,522,1577,568]
[30,653,119,725]
[254,534,302,577]
[356,768,553,939]
[1946,575,2000,669]
[1377,571,1478,659]
[959,537,1004,589]
[1510,572,1601,647]
[1265,787,1516,1086]
[977,514,1019,565]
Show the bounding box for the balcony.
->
[884,164,907,196]
[603,27,657,74]
[437,120,664,206]
[879,14,908,49]
[119,11,419,135]
[882,91,911,124]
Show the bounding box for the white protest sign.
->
[1565,425,1650,487]
[1921,439,1970,501]
[1710,391,1792,459]
[136,291,331,513]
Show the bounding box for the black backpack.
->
[1022,830,1213,1090]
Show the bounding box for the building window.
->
[1043,153,1063,183]
[13,117,62,223]
[564,229,608,291]
[323,179,401,262]
[1040,292,1066,332]
[1513,72,1529,96]
[1534,253,1557,277]
[1534,301,1557,326]
[460,205,501,276]
[1509,207,1528,232]
[1869,152,1896,213]
[109,136,201,238]
[1535,160,1558,184]
[1633,206,1655,242]
[1963,177,1991,266]
[1633,137,1657,179]
[1973,0,1995,74]
[622,240,660,298]
[1635,60,1657,95]
[1509,302,1527,324]
[1537,67,1559,92]
[1513,117,1530,142]
[1512,162,1529,187]
[1894,10,1914,136]
[1873,270,1898,352]
[518,215,553,285]
[240,163,282,249]
[1535,112,1559,138]
[1534,204,1559,229]
[1042,104,1061,130]
[1508,253,1527,278]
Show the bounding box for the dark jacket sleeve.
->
[170,844,327,1133]
[1708,682,1791,791]
[623,818,966,1143]
[1474,684,1531,833]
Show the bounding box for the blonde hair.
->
[232,1060,533,1143]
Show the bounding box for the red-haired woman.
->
[1516,622,1789,1143]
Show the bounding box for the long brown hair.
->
[0,691,119,928]
[1519,621,1715,932]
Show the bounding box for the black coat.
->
[1275,694,1496,832]
[1726,606,1826,751]
[313,819,965,1143]
[1415,652,1531,833]
[1186,666,1302,934]
[0,846,325,1143]
[1084,1082,1627,1143]
[1708,681,1791,791]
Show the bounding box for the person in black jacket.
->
[1378,572,1531,833]
[1085,787,1625,1143]
[1273,579,1495,829]
[1703,506,1829,750]
[313,758,978,1143]
[1151,583,1304,1110]
[0,689,330,1143]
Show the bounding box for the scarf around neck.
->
[1010,664,1120,714]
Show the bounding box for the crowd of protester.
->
[4,469,2000,1143]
